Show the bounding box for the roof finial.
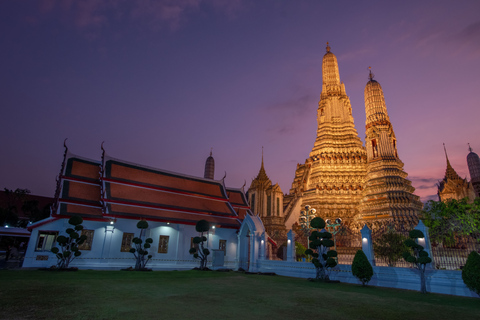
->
[261,146,264,168]
[368,66,374,81]
[63,138,68,150]
[210,147,213,157]
[326,41,330,53]
[443,143,449,162]
[468,143,473,153]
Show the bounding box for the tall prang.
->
[467,144,480,198]
[284,43,367,231]
[357,69,422,229]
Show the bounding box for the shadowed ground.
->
[0,270,478,320]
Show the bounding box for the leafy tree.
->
[352,250,374,286]
[129,220,153,270]
[462,251,480,296]
[403,230,432,294]
[296,241,306,261]
[373,230,407,266]
[189,220,210,270]
[422,198,480,246]
[51,215,87,269]
[0,188,51,228]
[304,217,337,281]
[0,188,30,227]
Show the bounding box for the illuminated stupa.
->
[357,69,422,227]
[284,43,368,231]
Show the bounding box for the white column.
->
[360,224,375,266]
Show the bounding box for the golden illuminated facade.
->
[248,152,286,242]
[438,145,475,202]
[284,43,367,231]
[282,44,421,233]
[357,70,422,227]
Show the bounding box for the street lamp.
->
[299,205,317,255]
[325,218,342,251]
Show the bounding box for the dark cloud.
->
[264,93,317,136]
[36,0,243,33]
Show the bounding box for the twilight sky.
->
[1,0,480,203]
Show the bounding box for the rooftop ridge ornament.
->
[368,66,374,81]
[326,41,330,53]
[468,143,473,153]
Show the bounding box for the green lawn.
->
[0,270,478,320]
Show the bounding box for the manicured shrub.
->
[51,215,87,269]
[308,216,337,281]
[352,250,373,286]
[462,251,480,296]
[130,220,153,270]
[190,220,210,270]
[403,229,432,294]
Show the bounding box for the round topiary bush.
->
[137,220,149,229]
[68,215,83,226]
[196,220,210,232]
[462,251,480,296]
[310,217,325,229]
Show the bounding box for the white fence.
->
[255,259,479,298]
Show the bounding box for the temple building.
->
[278,44,421,233]
[247,151,284,253]
[284,43,368,232]
[357,69,422,228]
[23,145,264,270]
[438,145,476,202]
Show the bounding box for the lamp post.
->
[299,205,317,248]
[325,218,342,252]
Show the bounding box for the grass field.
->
[0,270,478,320]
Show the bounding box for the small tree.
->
[304,217,337,281]
[189,220,210,270]
[129,220,153,270]
[462,251,480,297]
[374,230,407,266]
[403,229,432,294]
[352,250,374,286]
[51,215,87,269]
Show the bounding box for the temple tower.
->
[248,150,285,241]
[358,69,422,228]
[467,144,480,198]
[204,150,215,179]
[438,144,475,202]
[285,43,367,231]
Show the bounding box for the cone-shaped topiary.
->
[462,251,480,296]
[352,250,374,286]
[190,220,210,269]
[403,229,432,294]
[51,215,87,269]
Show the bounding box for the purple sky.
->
[1,1,480,203]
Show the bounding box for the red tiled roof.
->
[52,153,246,228]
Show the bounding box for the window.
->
[219,240,226,256]
[267,195,271,216]
[35,231,58,251]
[78,229,94,251]
[190,237,199,250]
[251,193,255,213]
[120,232,134,252]
[276,198,280,216]
[158,235,169,254]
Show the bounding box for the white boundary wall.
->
[256,259,480,298]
